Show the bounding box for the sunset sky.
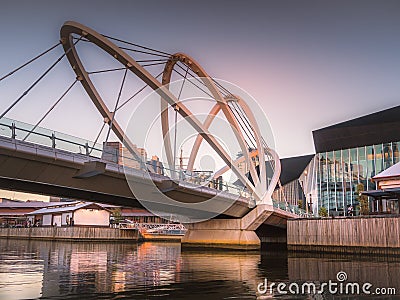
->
[1,0,400,200]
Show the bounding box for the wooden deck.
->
[287,215,400,254]
[0,227,139,242]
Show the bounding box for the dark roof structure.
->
[313,105,400,153]
[234,154,314,187]
[279,154,315,185]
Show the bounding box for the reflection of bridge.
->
[0,21,310,249]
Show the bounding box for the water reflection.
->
[288,252,400,298]
[0,240,399,299]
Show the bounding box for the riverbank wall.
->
[287,215,400,255]
[0,227,139,242]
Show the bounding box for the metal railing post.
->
[11,122,16,139]
[85,142,89,156]
[51,133,56,148]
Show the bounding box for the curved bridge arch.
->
[161,53,260,187]
[60,20,278,204]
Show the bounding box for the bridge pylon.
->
[181,204,283,250]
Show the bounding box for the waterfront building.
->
[0,200,60,227]
[363,162,400,214]
[27,201,111,227]
[311,105,400,216]
[118,207,180,224]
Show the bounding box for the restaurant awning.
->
[363,188,400,199]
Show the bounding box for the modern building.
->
[272,154,315,208]
[310,105,400,216]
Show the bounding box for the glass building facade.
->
[315,141,400,216]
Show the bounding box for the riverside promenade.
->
[0,227,139,242]
[287,215,400,255]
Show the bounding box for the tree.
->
[298,200,303,209]
[111,208,124,224]
[319,206,328,217]
[356,183,369,215]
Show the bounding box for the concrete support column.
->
[181,205,273,250]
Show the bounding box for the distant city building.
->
[102,141,147,169]
[236,149,260,175]
[49,196,61,202]
[148,155,164,175]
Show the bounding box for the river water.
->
[0,239,399,300]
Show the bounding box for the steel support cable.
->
[233,102,273,157]
[88,122,106,155]
[119,47,170,58]
[172,68,214,99]
[72,36,90,43]
[141,61,168,67]
[22,79,78,141]
[116,70,164,112]
[231,102,275,187]
[213,79,232,95]
[233,103,267,157]
[228,102,257,149]
[88,67,127,75]
[176,62,231,98]
[0,42,61,82]
[88,61,168,75]
[231,101,258,148]
[0,38,82,120]
[72,36,171,58]
[102,34,171,56]
[212,79,233,98]
[233,102,269,151]
[136,59,170,63]
[176,62,231,100]
[227,104,253,149]
[232,105,278,188]
[174,62,212,92]
[105,68,128,144]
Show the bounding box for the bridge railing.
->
[0,117,314,217]
[0,117,247,195]
[272,200,314,218]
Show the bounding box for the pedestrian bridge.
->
[0,21,311,249]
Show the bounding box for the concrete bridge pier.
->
[181,204,274,250]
